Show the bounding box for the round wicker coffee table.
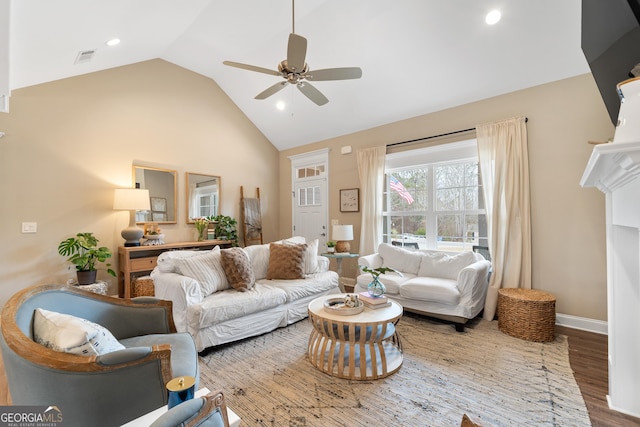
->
[307,295,403,380]
[498,288,556,342]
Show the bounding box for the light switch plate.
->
[21,222,37,233]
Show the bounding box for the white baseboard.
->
[556,313,607,335]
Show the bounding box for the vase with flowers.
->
[193,218,209,241]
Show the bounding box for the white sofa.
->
[151,238,340,352]
[355,243,491,331]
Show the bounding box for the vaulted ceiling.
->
[5,0,590,150]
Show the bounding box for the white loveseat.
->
[151,238,340,352]
[355,243,491,331]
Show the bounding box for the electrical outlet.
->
[331,219,339,225]
[21,222,37,233]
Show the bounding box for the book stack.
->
[359,292,391,309]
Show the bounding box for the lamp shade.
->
[332,225,354,241]
[113,188,151,211]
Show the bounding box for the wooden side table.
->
[307,295,403,380]
[498,288,556,342]
[321,252,359,292]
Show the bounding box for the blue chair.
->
[0,284,199,427]
[150,390,230,427]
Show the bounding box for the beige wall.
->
[0,59,279,304]
[280,73,614,321]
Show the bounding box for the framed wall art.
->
[340,188,359,212]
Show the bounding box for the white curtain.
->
[476,117,531,320]
[357,146,386,256]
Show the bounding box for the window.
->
[298,186,321,206]
[384,140,487,252]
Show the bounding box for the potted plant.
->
[326,241,336,253]
[58,232,116,285]
[208,215,238,246]
[360,265,403,297]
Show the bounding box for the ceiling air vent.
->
[74,49,96,64]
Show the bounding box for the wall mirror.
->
[186,172,221,223]
[133,165,177,224]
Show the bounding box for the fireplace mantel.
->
[581,139,640,418]
[580,140,640,193]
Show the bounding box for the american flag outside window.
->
[389,175,414,204]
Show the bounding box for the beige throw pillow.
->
[33,308,125,356]
[266,242,307,280]
[176,247,229,296]
[220,247,255,291]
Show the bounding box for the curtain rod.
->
[387,117,528,148]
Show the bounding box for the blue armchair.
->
[150,390,230,427]
[0,284,199,427]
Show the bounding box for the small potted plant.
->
[326,241,336,253]
[360,265,403,297]
[208,215,238,246]
[58,232,116,285]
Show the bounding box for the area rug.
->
[199,313,591,427]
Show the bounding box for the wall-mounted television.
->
[582,0,640,124]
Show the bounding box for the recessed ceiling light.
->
[485,10,501,25]
[106,38,121,47]
[276,101,286,111]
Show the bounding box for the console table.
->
[118,240,232,298]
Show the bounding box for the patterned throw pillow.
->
[33,308,125,356]
[220,247,255,291]
[266,242,307,280]
[176,247,229,296]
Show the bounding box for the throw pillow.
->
[419,251,476,280]
[220,247,255,291]
[33,308,125,356]
[283,238,319,275]
[266,242,306,280]
[378,243,423,275]
[176,247,229,296]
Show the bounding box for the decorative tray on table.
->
[323,297,364,316]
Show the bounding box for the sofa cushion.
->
[356,272,413,295]
[220,247,255,292]
[418,251,477,280]
[266,242,307,280]
[243,243,271,280]
[176,247,229,296]
[378,243,423,275]
[195,283,287,327]
[399,277,461,304]
[265,271,339,302]
[33,308,125,356]
[156,249,204,274]
[301,238,319,275]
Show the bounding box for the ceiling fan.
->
[223,0,362,106]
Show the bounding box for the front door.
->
[293,178,328,248]
[289,149,329,251]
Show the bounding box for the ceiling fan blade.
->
[287,33,307,72]
[255,81,289,100]
[223,61,280,77]
[306,67,363,81]
[297,81,329,106]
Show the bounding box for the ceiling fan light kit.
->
[223,0,362,106]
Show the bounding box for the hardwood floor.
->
[0,326,638,425]
[556,326,640,427]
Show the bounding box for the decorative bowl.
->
[323,297,364,316]
[143,234,165,240]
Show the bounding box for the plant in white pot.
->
[58,232,116,285]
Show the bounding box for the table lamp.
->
[333,224,354,253]
[114,188,150,247]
